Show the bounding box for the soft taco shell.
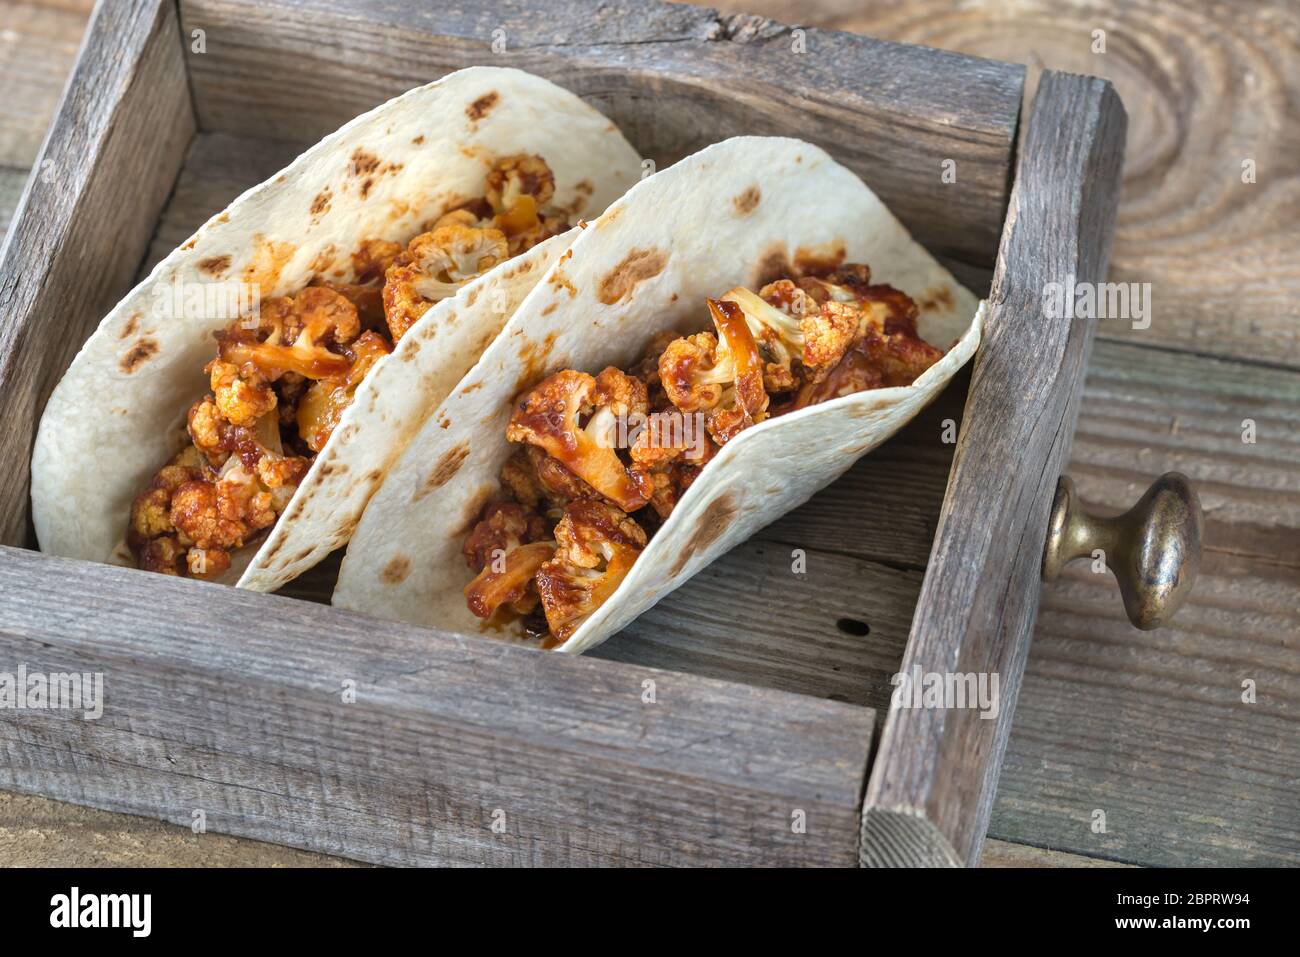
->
[333,136,983,652]
[31,66,642,589]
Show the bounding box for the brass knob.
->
[1042,472,1203,630]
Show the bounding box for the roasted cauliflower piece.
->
[659,298,768,445]
[296,329,391,453]
[535,501,647,643]
[463,501,553,618]
[463,501,548,573]
[485,154,557,214]
[382,223,509,341]
[207,358,277,428]
[506,369,651,512]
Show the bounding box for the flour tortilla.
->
[334,136,984,653]
[31,67,642,590]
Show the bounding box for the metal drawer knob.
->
[1042,472,1203,630]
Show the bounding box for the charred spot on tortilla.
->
[671,493,739,577]
[400,337,421,360]
[415,441,471,502]
[793,240,846,276]
[467,91,500,121]
[240,235,296,290]
[181,237,198,251]
[348,148,381,178]
[919,286,955,312]
[732,185,761,215]
[597,248,668,305]
[197,254,232,277]
[310,188,332,218]
[753,244,791,286]
[514,331,557,393]
[411,134,425,145]
[542,302,558,316]
[119,338,158,374]
[548,268,577,298]
[381,554,412,584]
[119,313,141,339]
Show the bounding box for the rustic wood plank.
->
[979,838,1134,868]
[0,545,874,866]
[179,0,1022,267]
[0,0,195,547]
[0,790,357,867]
[0,165,28,240]
[705,0,1300,368]
[861,71,1128,867]
[989,340,1300,866]
[0,0,95,168]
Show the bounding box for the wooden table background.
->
[0,0,1295,867]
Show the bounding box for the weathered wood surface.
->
[712,0,1300,368]
[0,0,195,547]
[0,0,95,169]
[3,0,1296,869]
[994,341,1300,866]
[0,546,873,867]
[863,71,1128,867]
[178,0,1023,268]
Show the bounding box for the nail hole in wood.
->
[836,617,870,637]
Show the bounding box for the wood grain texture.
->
[179,0,1022,267]
[0,165,27,238]
[0,0,95,167]
[0,791,358,867]
[862,71,1128,867]
[991,340,1300,866]
[707,0,1300,367]
[0,0,195,547]
[0,546,874,866]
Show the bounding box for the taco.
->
[333,136,984,653]
[31,67,642,590]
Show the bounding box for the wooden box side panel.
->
[0,0,195,548]
[861,71,1128,867]
[0,547,873,866]
[179,0,1022,268]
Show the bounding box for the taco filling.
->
[462,263,945,646]
[128,155,571,579]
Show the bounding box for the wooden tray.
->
[0,0,1128,866]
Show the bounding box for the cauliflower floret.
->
[800,300,861,382]
[187,396,230,465]
[207,358,276,428]
[137,536,186,576]
[463,541,556,620]
[170,480,249,552]
[382,224,509,341]
[552,499,647,569]
[659,299,768,445]
[485,154,556,214]
[535,501,647,643]
[462,501,553,618]
[463,501,548,573]
[506,369,651,512]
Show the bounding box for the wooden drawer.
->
[0,0,1131,866]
